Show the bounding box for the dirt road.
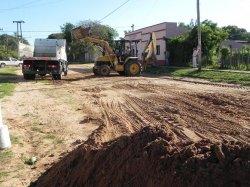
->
[1,64,249,186]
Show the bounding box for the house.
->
[124,22,188,66]
[221,40,250,51]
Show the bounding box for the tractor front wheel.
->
[125,61,141,76]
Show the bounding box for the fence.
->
[220,48,250,70]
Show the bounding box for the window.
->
[156,45,160,55]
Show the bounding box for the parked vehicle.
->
[0,57,23,68]
[22,39,68,80]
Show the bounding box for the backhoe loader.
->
[142,32,157,70]
[71,26,142,76]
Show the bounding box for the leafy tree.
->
[167,35,193,66]
[222,25,250,41]
[188,20,228,63]
[0,34,28,59]
[167,20,228,66]
[220,47,230,68]
[178,19,196,30]
[48,33,64,39]
[77,20,118,47]
[60,22,75,43]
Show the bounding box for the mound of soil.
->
[31,126,250,187]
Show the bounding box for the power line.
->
[99,0,132,22]
[0,0,66,13]
[0,30,60,33]
[0,0,44,11]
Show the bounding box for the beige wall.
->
[125,22,168,65]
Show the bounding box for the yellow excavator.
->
[71,26,142,76]
[142,32,157,70]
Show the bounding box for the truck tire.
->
[18,63,22,67]
[23,74,35,80]
[99,65,110,76]
[52,74,57,80]
[23,74,30,80]
[57,73,62,80]
[52,74,62,80]
[64,66,68,76]
[0,63,6,68]
[125,61,141,76]
[29,74,36,80]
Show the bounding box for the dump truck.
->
[22,39,68,80]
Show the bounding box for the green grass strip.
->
[145,67,250,86]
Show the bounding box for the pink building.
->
[124,22,188,66]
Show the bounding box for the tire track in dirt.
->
[132,83,250,142]
[177,92,250,141]
[87,97,145,145]
[110,83,203,142]
[128,96,203,142]
[116,83,212,142]
[125,96,163,127]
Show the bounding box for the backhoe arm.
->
[142,32,157,69]
[80,37,114,55]
[71,26,114,55]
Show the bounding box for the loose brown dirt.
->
[0,64,249,187]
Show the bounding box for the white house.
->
[125,22,188,66]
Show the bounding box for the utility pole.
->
[131,24,134,32]
[197,0,202,70]
[13,20,25,41]
[13,20,25,60]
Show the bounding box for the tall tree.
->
[167,20,228,66]
[0,34,29,59]
[187,20,228,63]
[60,22,75,43]
[48,33,64,39]
[77,20,118,47]
[222,25,250,40]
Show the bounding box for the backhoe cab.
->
[71,26,142,76]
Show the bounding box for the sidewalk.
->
[201,68,250,74]
[165,66,250,74]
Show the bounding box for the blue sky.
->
[0,0,249,45]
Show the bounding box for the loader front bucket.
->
[71,26,91,40]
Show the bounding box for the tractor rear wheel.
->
[125,61,141,76]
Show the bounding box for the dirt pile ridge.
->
[30,125,250,187]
